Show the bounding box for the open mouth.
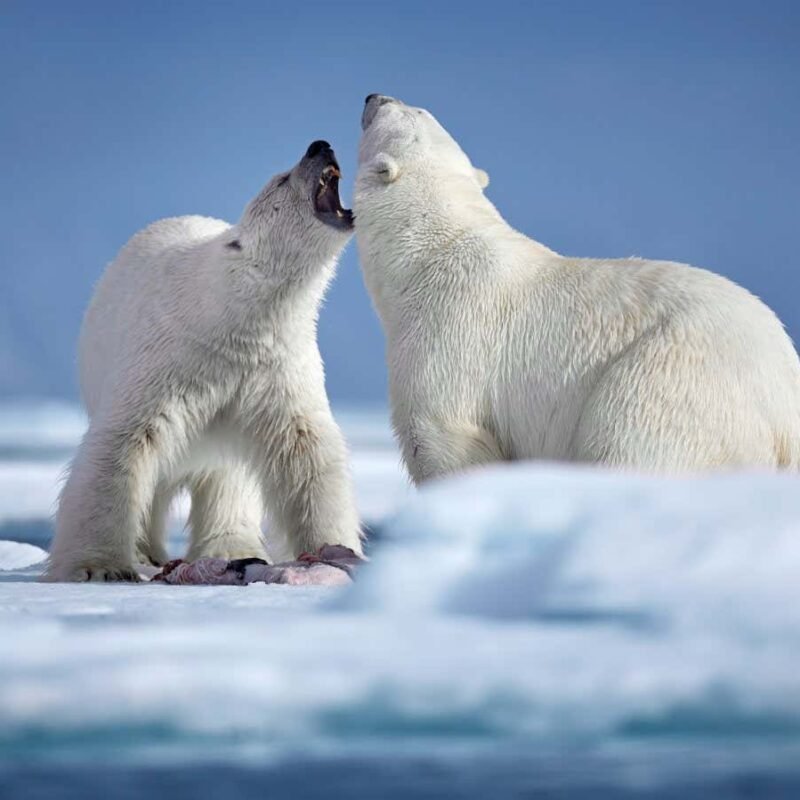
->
[314,165,354,231]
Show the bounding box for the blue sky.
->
[1,0,799,404]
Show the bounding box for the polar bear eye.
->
[226,240,242,251]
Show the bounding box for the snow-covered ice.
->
[0,401,86,453]
[349,465,800,637]
[1,405,799,797]
[0,540,48,570]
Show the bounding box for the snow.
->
[0,401,86,452]
[0,460,64,524]
[0,540,48,570]
[348,465,800,639]
[1,405,800,794]
[4,600,790,754]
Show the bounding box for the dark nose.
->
[305,140,331,159]
[362,95,395,130]
[365,93,394,107]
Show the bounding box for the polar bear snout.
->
[362,94,397,130]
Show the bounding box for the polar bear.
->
[355,94,800,482]
[46,140,361,582]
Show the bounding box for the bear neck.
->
[194,229,343,348]
[358,174,541,333]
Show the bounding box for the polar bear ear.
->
[473,168,490,190]
[371,153,401,184]
[224,227,244,251]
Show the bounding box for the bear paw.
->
[45,564,142,583]
[136,542,169,567]
[188,538,267,563]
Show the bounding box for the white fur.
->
[355,96,800,483]
[46,154,361,582]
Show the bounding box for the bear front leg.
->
[260,411,362,560]
[45,420,168,582]
[401,416,506,485]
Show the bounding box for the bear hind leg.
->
[136,480,174,566]
[45,422,165,582]
[186,465,267,561]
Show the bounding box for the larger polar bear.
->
[46,140,361,582]
[355,94,800,482]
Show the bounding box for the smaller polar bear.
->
[46,141,361,582]
[355,94,800,482]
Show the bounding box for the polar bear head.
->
[354,96,493,308]
[231,140,353,276]
[357,95,489,196]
